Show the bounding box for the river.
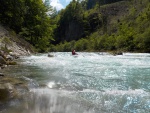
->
[1,52,150,113]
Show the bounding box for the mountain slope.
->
[51,0,150,52]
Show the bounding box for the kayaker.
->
[72,49,77,55]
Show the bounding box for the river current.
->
[1,52,150,113]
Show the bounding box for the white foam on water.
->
[10,52,150,113]
[104,89,149,96]
[25,88,97,113]
[47,81,56,88]
[80,88,149,96]
[123,53,150,57]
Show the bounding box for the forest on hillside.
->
[0,0,150,53]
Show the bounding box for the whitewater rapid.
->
[1,52,150,113]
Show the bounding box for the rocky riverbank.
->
[0,24,35,108]
[0,24,34,68]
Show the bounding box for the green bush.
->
[135,28,150,52]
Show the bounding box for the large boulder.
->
[0,73,4,76]
[0,51,17,69]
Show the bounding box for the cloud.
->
[65,0,71,3]
[50,0,64,11]
[43,0,72,11]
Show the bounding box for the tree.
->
[0,0,26,33]
[54,0,85,43]
[20,0,53,51]
[0,0,54,52]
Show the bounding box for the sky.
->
[50,0,72,11]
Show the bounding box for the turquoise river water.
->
[1,52,150,113]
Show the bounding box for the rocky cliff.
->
[0,24,34,56]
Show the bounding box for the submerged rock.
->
[48,54,54,57]
[0,83,16,102]
[110,51,123,56]
[0,84,10,102]
[0,76,29,103]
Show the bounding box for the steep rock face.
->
[86,0,124,9]
[65,20,84,41]
[55,0,130,43]
[100,1,129,34]
[101,1,129,20]
[0,25,34,56]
